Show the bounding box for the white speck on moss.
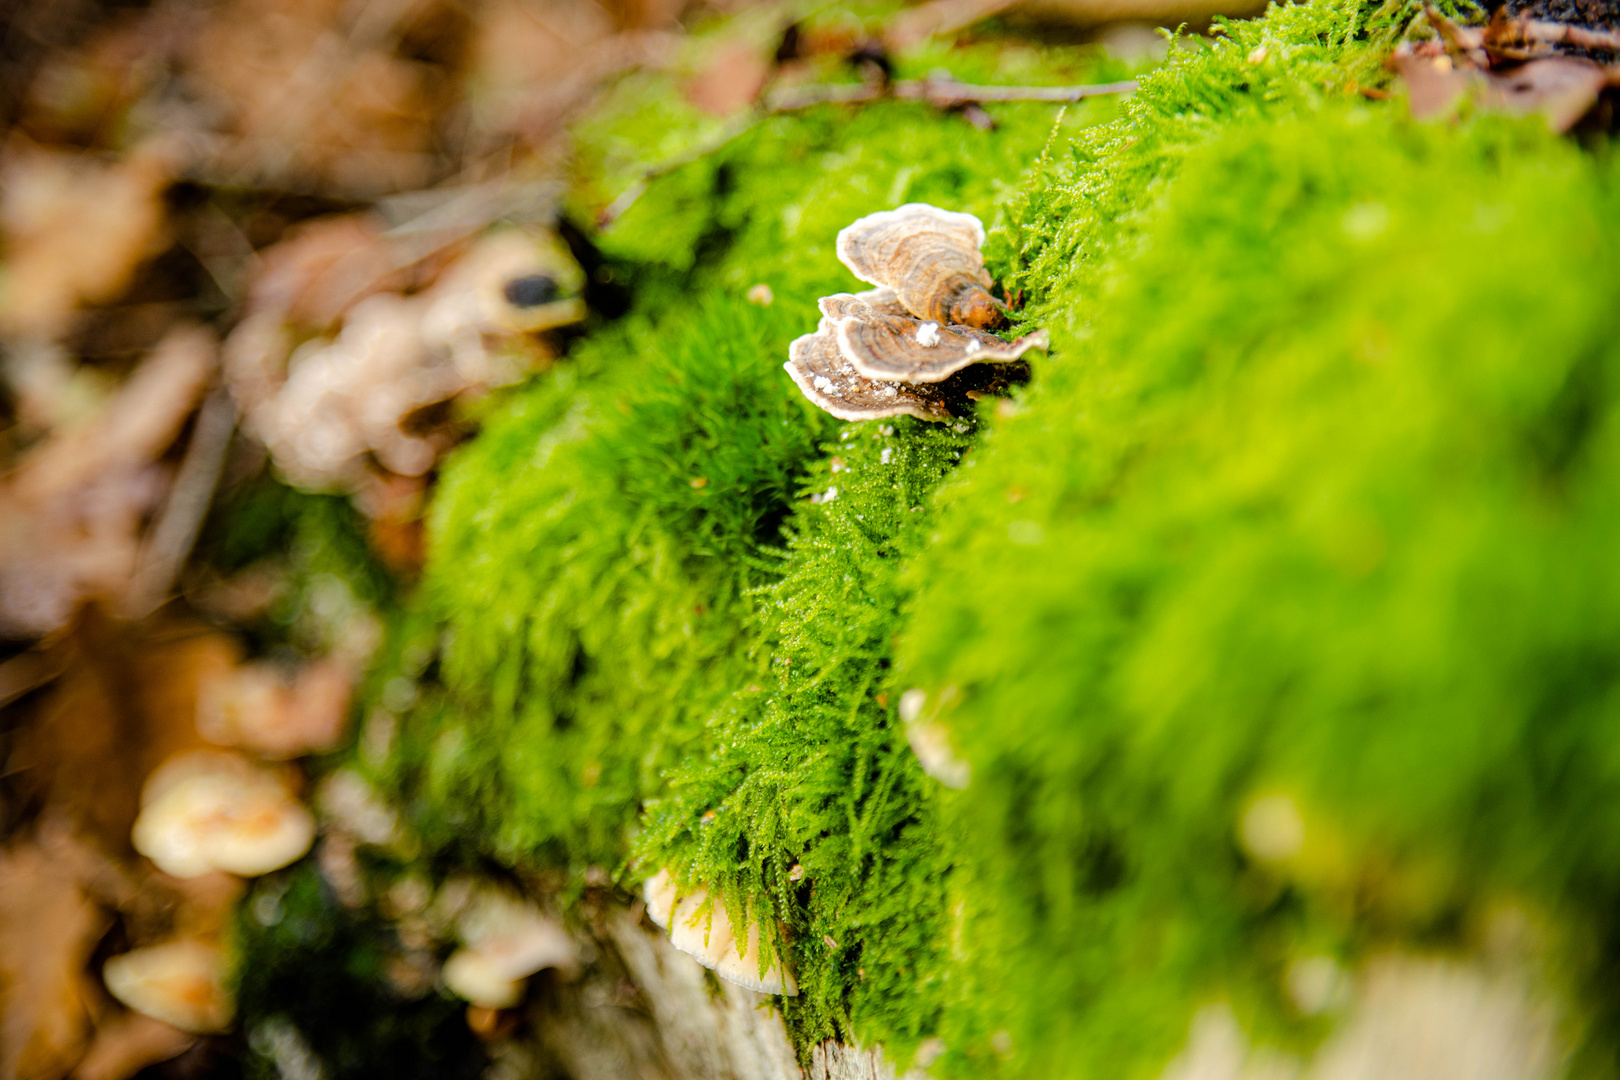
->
[906,720,971,788]
[916,322,941,347]
[880,448,893,465]
[898,688,926,723]
[1240,793,1306,862]
[880,425,894,436]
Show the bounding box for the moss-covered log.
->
[237,2,1620,1077]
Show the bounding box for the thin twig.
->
[121,386,237,619]
[1491,17,1620,54]
[1423,4,1489,67]
[0,647,69,709]
[599,76,1137,227]
[768,76,1140,111]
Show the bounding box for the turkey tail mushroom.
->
[785,317,957,422]
[836,204,1007,330]
[835,313,1048,384]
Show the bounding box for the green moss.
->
[368,0,1620,1074]
[378,35,1124,1057]
[902,9,1620,1079]
[419,295,830,867]
[639,416,974,1054]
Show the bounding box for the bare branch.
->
[598,76,1137,227]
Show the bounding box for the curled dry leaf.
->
[643,869,797,996]
[685,37,774,115]
[1390,40,1611,132]
[132,750,315,879]
[227,229,584,494]
[1481,55,1610,130]
[102,940,232,1034]
[836,203,1005,330]
[196,657,353,760]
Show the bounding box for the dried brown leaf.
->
[0,140,176,341]
[0,832,110,1080]
[70,1013,193,1080]
[1483,55,1609,130]
[0,328,215,640]
[196,658,353,760]
[685,39,773,115]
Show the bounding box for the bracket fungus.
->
[132,751,316,879]
[834,310,1048,384]
[836,203,1006,330]
[643,869,798,996]
[785,317,956,423]
[787,207,1047,423]
[103,940,233,1034]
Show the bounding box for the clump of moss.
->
[901,7,1620,1079]
[639,416,974,1054]
[358,1,1620,1074]
[419,295,829,868]
[379,41,1127,1057]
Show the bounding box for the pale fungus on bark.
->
[103,940,234,1034]
[132,751,316,878]
[227,228,585,495]
[835,203,1007,330]
[642,869,798,996]
[439,882,576,1010]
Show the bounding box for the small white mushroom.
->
[442,950,525,1010]
[133,751,315,878]
[835,204,1005,329]
[642,870,797,996]
[103,940,233,1033]
[438,883,575,1009]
